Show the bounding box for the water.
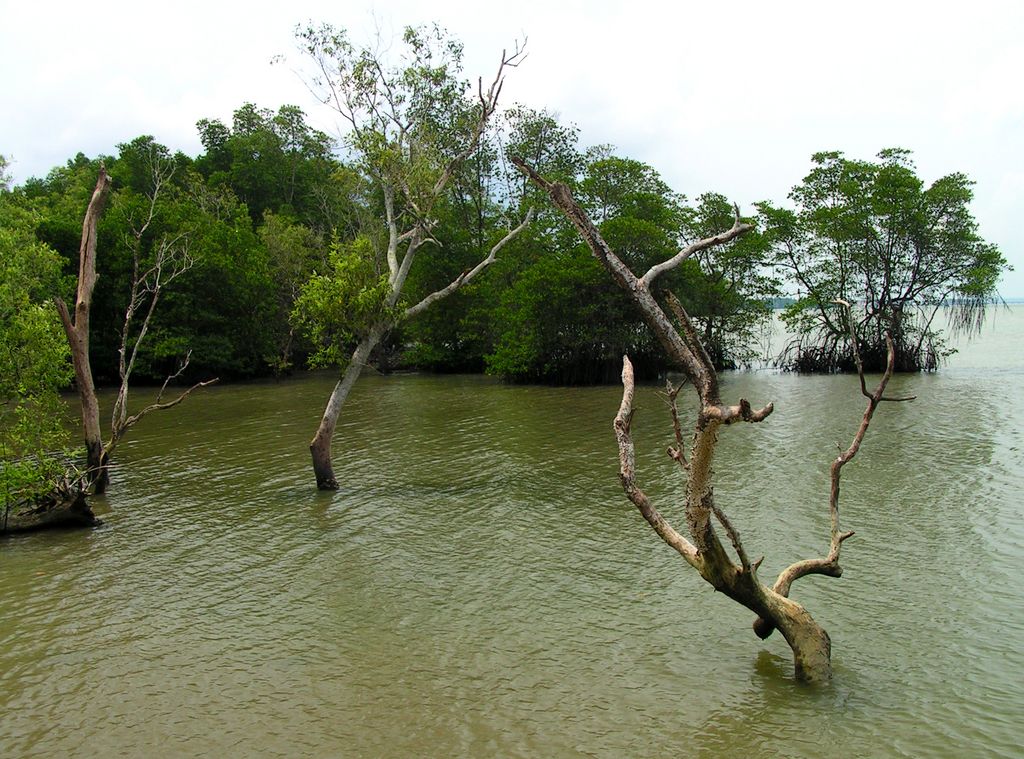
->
[3,309,1023,757]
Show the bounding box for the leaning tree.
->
[514,158,912,683]
[292,24,531,489]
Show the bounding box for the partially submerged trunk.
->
[517,158,908,684]
[307,212,532,491]
[310,327,386,490]
[2,483,96,535]
[55,166,111,492]
[299,33,530,490]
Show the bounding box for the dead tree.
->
[514,158,912,683]
[57,162,215,493]
[56,167,111,491]
[105,159,216,488]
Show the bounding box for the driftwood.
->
[2,477,96,534]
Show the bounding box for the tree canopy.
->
[0,183,74,506]
[761,149,1007,372]
[3,110,1006,390]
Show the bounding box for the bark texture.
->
[516,159,907,683]
[55,166,111,492]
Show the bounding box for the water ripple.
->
[3,356,1024,756]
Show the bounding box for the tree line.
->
[2,114,776,388]
[1,28,1006,493]
[3,117,1003,390]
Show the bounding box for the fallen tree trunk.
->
[2,481,96,534]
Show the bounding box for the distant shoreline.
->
[772,297,1024,308]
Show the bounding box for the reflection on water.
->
[2,308,1023,757]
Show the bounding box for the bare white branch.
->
[404,209,533,319]
[641,204,752,289]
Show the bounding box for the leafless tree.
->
[514,158,912,683]
[56,161,215,494]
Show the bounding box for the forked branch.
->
[756,307,912,638]
[834,299,917,402]
[111,351,218,449]
[642,203,752,289]
[404,209,534,319]
[615,357,701,568]
[432,38,527,197]
[663,380,690,471]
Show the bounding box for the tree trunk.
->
[55,167,111,492]
[309,326,385,490]
[87,441,110,494]
[768,597,833,683]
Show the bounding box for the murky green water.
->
[3,309,1023,757]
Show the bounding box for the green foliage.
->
[295,22,480,216]
[144,178,275,379]
[0,195,74,506]
[259,212,329,372]
[292,236,400,367]
[196,103,342,230]
[485,152,682,383]
[485,246,664,383]
[763,149,1008,372]
[14,90,1003,390]
[677,193,778,369]
[14,103,365,384]
[401,126,777,380]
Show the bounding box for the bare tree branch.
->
[121,374,219,434]
[404,209,534,319]
[511,156,714,395]
[754,317,904,640]
[642,203,753,289]
[663,380,690,471]
[112,159,198,447]
[712,505,753,574]
[615,356,701,567]
[833,299,917,402]
[431,39,527,198]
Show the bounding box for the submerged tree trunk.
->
[299,30,530,491]
[1,479,96,534]
[55,166,111,492]
[309,326,386,490]
[307,207,532,490]
[517,158,908,683]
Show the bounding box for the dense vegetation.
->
[3,113,1007,386]
[1,183,75,509]
[3,106,785,388]
[761,149,1006,372]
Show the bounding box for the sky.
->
[3,0,1022,294]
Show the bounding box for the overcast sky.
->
[3,0,1022,294]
